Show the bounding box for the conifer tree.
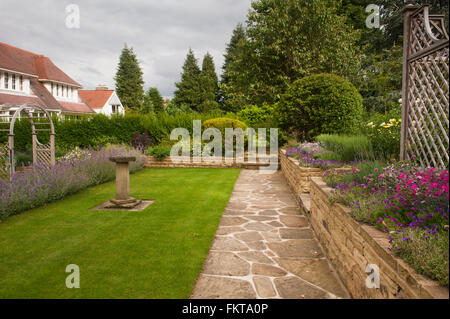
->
[219,23,247,112]
[199,53,219,112]
[143,87,164,113]
[173,49,202,110]
[114,44,145,110]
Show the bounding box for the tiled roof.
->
[0,42,81,87]
[59,101,95,114]
[78,90,114,109]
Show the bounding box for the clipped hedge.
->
[277,73,363,139]
[0,112,224,153]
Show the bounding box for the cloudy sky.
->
[0,0,251,97]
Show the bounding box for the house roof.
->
[0,42,82,87]
[59,101,95,114]
[78,90,114,109]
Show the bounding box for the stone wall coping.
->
[310,176,449,299]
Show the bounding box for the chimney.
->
[96,84,108,91]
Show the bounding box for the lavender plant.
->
[0,145,146,219]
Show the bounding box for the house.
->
[0,42,123,119]
[79,85,124,116]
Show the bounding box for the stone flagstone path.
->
[191,170,349,299]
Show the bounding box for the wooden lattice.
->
[401,5,449,168]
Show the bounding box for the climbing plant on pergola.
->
[0,103,55,180]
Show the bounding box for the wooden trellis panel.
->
[401,5,449,168]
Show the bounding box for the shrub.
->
[0,145,146,219]
[277,73,363,139]
[147,145,171,160]
[130,131,152,152]
[362,106,402,161]
[202,118,248,152]
[237,104,274,126]
[315,134,373,162]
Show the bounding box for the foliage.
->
[219,23,248,112]
[130,131,152,152]
[114,44,145,110]
[325,163,449,285]
[143,87,165,114]
[315,134,373,162]
[147,144,172,160]
[285,142,346,170]
[237,104,274,126]
[364,117,401,161]
[198,53,219,112]
[173,49,202,110]
[0,145,146,219]
[202,118,248,152]
[2,112,231,153]
[358,44,403,114]
[277,74,363,139]
[222,0,361,107]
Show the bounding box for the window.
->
[19,76,23,91]
[4,72,9,89]
[11,74,16,90]
[56,84,59,96]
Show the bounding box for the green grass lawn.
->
[0,168,241,299]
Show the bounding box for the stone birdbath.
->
[106,156,142,209]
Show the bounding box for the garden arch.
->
[401,4,449,168]
[0,103,55,180]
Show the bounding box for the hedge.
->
[0,112,225,153]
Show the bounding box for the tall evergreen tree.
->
[199,53,219,112]
[220,23,247,112]
[173,49,202,111]
[143,87,164,113]
[114,44,145,110]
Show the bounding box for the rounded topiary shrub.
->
[277,73,363,139]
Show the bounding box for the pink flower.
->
[398,173,405,179]
[411,184,418,191]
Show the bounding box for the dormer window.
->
[5,72,9,89]
[11,74,16,90]
[19,76,23,91]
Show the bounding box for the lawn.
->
[0,167,241,299]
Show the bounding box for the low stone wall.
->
[279,149,323,194]
[145,155,279,170]
[279,149,449,299]
[309,178,448,299]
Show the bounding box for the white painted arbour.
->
[0,103,55,180]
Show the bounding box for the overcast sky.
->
[0,0,251,97]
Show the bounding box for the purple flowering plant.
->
[325,162,449,285]
[0,145,146,219]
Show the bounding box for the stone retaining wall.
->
[279,149,323,194]
[280,150,449,299]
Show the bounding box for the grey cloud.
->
[0,0,250,97]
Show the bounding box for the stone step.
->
[299,193,311,215]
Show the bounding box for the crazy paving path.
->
[191,169,349,299]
